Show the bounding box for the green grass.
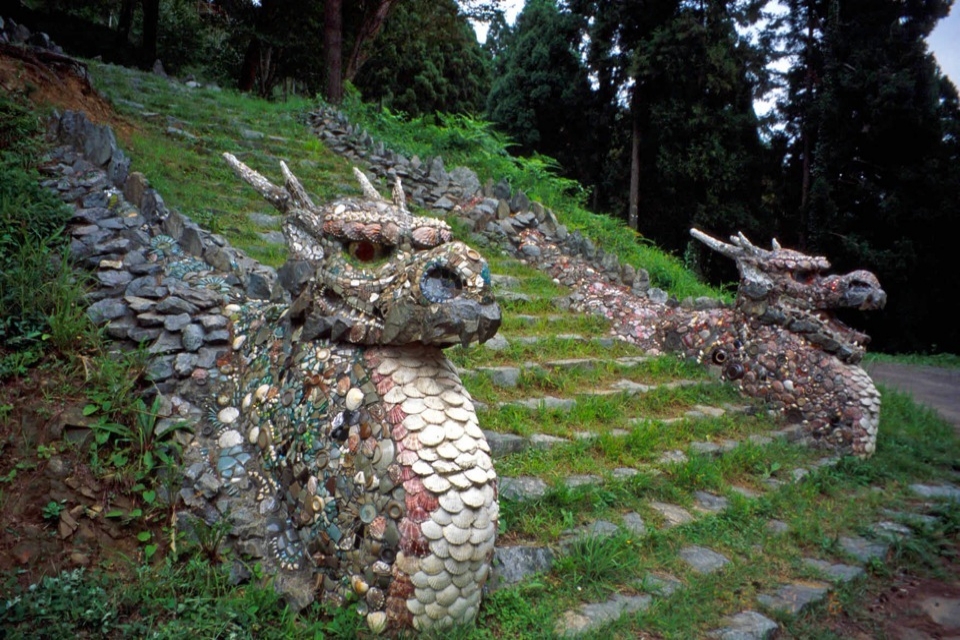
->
[864,351,960,369]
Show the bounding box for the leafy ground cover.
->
[1,55,958,639]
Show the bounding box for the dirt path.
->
[866,362,960,431]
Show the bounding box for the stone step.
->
[462,356,660,388]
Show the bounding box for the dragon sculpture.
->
[188,155,501,633]
[516,227,886,458]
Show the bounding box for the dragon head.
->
[691,229,886,363]
[225,153,501,347]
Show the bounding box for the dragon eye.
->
[347,241,390,263]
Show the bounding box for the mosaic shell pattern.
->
[191,159,501,633]
[514,227,886,458]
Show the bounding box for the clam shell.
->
[402,433,423,451]
[452,570,476,588]
[418,448,439,462]
[442,523,471,545]
[427,572,452,591]
[472,508,491,529]
[465,422,484,439]
[477,439,491,454]
[445,423,465,441]
[398,449,419,465]
[406,596,427,616]
[352,575,370,595]
[398,517,421,540]
[423,474,451,493]
[425,601,446,620]
[366,586,386,610]
[432,460,459,474]
[453,451,476,468]
[439,491,464,513]
[404,414,427,431]
[346,387,364,411]
[419,424,446,447]
[435,583,460,607]
[366,611,387,634]
[395,552,419,576]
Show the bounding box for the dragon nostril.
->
[421,265,464,303]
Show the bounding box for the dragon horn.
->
[690,228,744,260]
[392,176,408,214]
[353,167,385,201]
[223,152,289,212]
[280,161,316,210]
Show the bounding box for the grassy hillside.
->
[1,58,959,639]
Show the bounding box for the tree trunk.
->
[238,38,261,92]
[141,0,160,67]
[628,109,641,231]
[344,0,398,81]
[324,0,343,104]
[116,0,136,45]
[798,4,815,250]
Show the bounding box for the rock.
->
[919,597,960,629]
[909,483,960,501]
[622,512,647,537]
[498,476,548,501]
[555,594,651,637]
[679,545,730,574]
[181,324,205,352]
[87,298,128,324]
[756,582,828,615]
[708,610,779,640]
[802,558,864,583]
[483,430,527,458]
[838,536,888,563]
[650,501,695,528]
[694,491,729,513]
[492,545,555,589]
[475,366,521,388]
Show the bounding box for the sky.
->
[471,0,959,86]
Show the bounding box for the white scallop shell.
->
[475,454,492,470]
[367,611,387,634]
[398,449,420,465]
[383,387,406,404]
[376,360,399,379]
[400,355,426,370]
[474,562,490,585]
[471,522,496,545]
[407,598,426,616]
[446,406,471,422]
[401,397,426,414]
[454,435,478,453]
[416,377,443,396]
[452,569,476,589]
[427,572,452,591]
[419,424,446,447]
[415,586,436,605]
[473,508,491,529]
[471,538,495,562]
[418,447,440,462]
[477,438,491,454]
[437,442,461,460]
[345,387,364,411]
[432,508,453,526]
[423,474,452,493]
[401,383,425,399]
[450,508,476,529]
[444,557,471,576]
[465,466,489,485]
[447,473,471,489]
[429,537,451,558]
[440,390,464,407]
[412,460,434,476]
[422,408,446,425]
[423,395,446,411]
[462,488,485,510]
[403,414,427,431]
[445,423,465,441]
[420,519,444,540]
[425,602,446,620]
[419,553,446,575]
[392,368,417,385]
[465,422,484,439]
[442,523,471,545]
[218,407,240,426]
[439,490,464,513]
[449,543,474,562]
[410,571,430,588]
[435,583,460,607]
[448,594,470,618]
[433,460,459,474]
